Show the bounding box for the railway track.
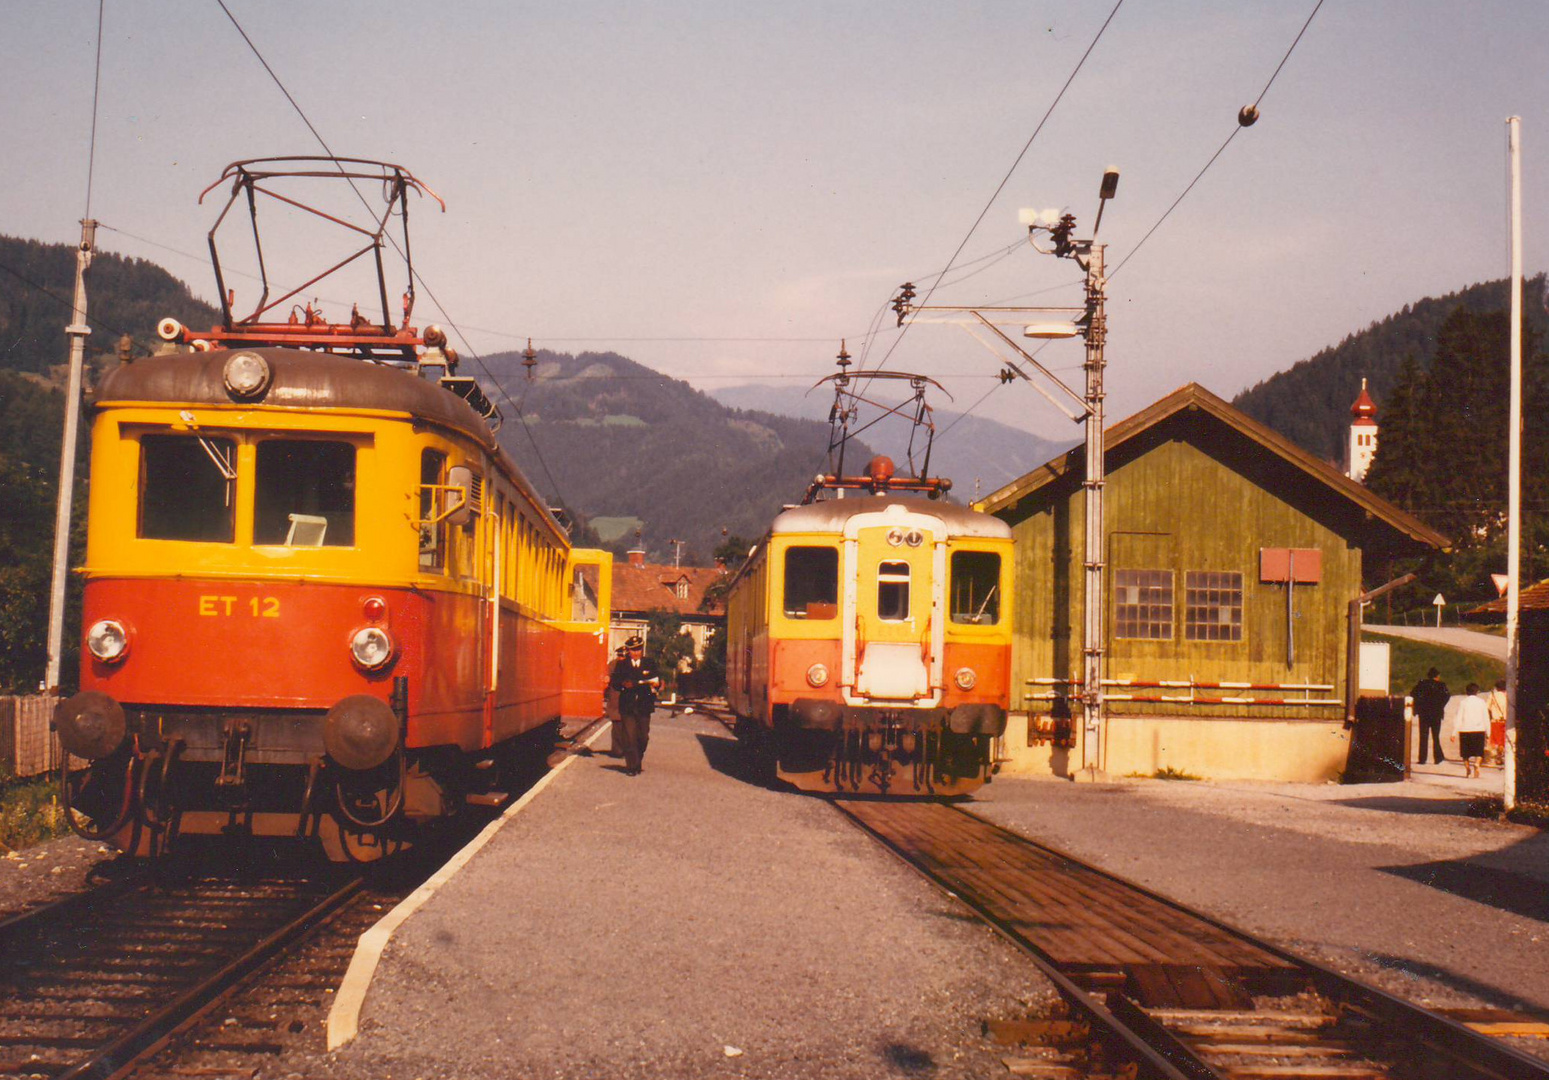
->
[833,799,1549,1080]
[0,854,363,1080]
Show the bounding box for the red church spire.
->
[1350,377,1377,423]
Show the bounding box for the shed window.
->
[138,434,235,542]
[877,561,911,622]
[1114,569,1172,639]
[784,546,838,618]
[254,440,355,546]
[950,551,1001,624]
[1185,571,1243,641]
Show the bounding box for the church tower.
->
[1346,377,1378,483]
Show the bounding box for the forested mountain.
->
[482,349,873,563]
[0,234,220,379]
[710,383,1073,496]
[0,235,220,691]
[1233,275,1549,461]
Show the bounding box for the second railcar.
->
[726,483,1012,795]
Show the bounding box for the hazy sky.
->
[4,1,1545,446]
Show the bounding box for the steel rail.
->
[831,798,1198,1080]
[52,874,365,1080]
[945,804,1548,1080]
[838,796,1549,1080]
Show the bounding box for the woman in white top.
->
[1455,682,1491,778]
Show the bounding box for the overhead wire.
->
[1109,0,1326,280]
[83,0,105,219]
[854,0,1125,394]
[938,0,1327,452]
[212,0,574,503]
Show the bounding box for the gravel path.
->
[318,712,1057,1080]
[971,773,1549,1018]
[1366,624,1508,661]
[0,834,119,920]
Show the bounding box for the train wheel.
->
[317,811,404,863]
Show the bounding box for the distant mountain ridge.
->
[483,349,876,562]
[1232,275,1549,461]
[710,382,1073,497]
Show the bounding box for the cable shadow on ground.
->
[1377,858,1549,924]
[1331,795,1481,817]
[1363,950,1549,1012]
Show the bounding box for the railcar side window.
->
[877,561,911,621]
[419,449,447,571]
[783,546,838,618]
[253,440,356,546]
[950,551,1001,624]
[138,434,236,542]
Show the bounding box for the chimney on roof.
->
[628,548,646,568]
[714,556,727,574]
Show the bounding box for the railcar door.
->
[849,520,943,702]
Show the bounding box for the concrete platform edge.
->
[325,722,611,1051]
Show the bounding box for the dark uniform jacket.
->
[609,656,661,715]
[1410,676,1450,723]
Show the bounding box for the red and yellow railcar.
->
[725,462,1013,796]
[56,344,611,859]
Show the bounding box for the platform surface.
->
[330,711,1053,1079]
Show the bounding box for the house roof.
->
[611,562,727,618]
[974,382,1448,552]
[1465,579,1549,622]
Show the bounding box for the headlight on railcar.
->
[954,666,977,691]
[806,663,830,688]
[350,627,395,671]
[86,619,129,663]
[223,351,272,399]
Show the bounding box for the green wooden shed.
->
[975,383,1447,781]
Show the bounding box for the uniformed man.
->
[608,635,661,776]
[604,646,626,757]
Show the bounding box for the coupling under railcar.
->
[726,462,1012,796]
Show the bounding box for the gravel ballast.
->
[325,713,1057,1080]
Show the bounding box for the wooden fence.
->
[0,694,64,779]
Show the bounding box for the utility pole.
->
[1076,237,1108,778]
[898,167,1118,779]
[45,218,97,692]
[1505,116,1523,812]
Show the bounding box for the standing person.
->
[1410,667,1450,766]
[609,635,661,776]
[1486,678,1508,765]
[1456,683,1490,778]
[604,646,626,758]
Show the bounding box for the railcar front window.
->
[950,551,1001,624]
[138,434,236,542]
[877,561,911,621]
[254,440,356,546]
[783,546,838,618]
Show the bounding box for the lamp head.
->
[1099,167,1120,201]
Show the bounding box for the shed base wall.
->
[997,713,1351,783]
